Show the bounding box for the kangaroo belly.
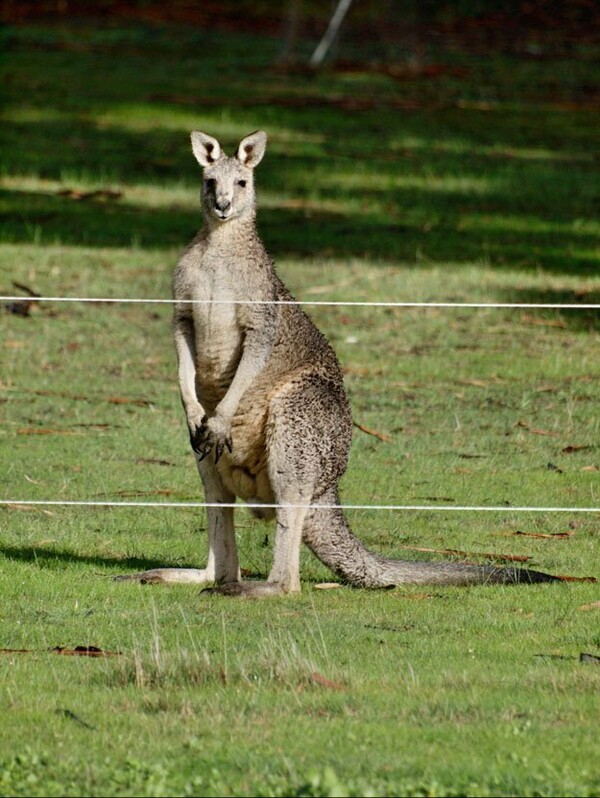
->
[217,396,273,504]
[193,307,242,407]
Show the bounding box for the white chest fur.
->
[190,263,244,389]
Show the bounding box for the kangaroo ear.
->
[236,130,267,168]
[190,131,222,167]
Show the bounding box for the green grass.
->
[1,18,600,798]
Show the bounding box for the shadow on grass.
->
[1,184,597,276]
[2,24,599,276]
[0,187,199,249]
[1,118,194,185]
[502,287,600,332]
[0,543,188,573]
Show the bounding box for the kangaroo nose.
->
[215,199,231,212]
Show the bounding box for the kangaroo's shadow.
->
[0,544,191,573]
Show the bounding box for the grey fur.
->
[119,130,558,594]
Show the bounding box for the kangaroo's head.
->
[190,130,267,224]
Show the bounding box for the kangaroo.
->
[119,130,557,595]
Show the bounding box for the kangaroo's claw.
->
[214,436,233,464]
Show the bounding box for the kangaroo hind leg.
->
[207,433,312,597]
[116,456,239,585]
[207,375,350,598]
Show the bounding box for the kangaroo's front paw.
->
[190,414,233,463]
[189,414,209,457]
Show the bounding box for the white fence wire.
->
[2,296,600,309]
[0,501,599,513]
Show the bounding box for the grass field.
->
[1,17,600,797]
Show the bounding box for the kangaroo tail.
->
[302,492,559,587]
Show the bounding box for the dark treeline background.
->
[3,1,599,64]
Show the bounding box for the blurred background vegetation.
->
[4,0,600,63]
[1,0,599,276]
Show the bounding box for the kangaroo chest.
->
[190,259,245,399]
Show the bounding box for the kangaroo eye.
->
[237,180,247,188]
[205,178,216,190]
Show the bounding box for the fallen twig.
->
[353,421,391,442]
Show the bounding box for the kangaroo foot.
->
[201,581,295,598]
[114,568,217,585]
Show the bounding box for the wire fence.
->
[2,296,600,309]
[2,292,599,515]
[1,500,599,513]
